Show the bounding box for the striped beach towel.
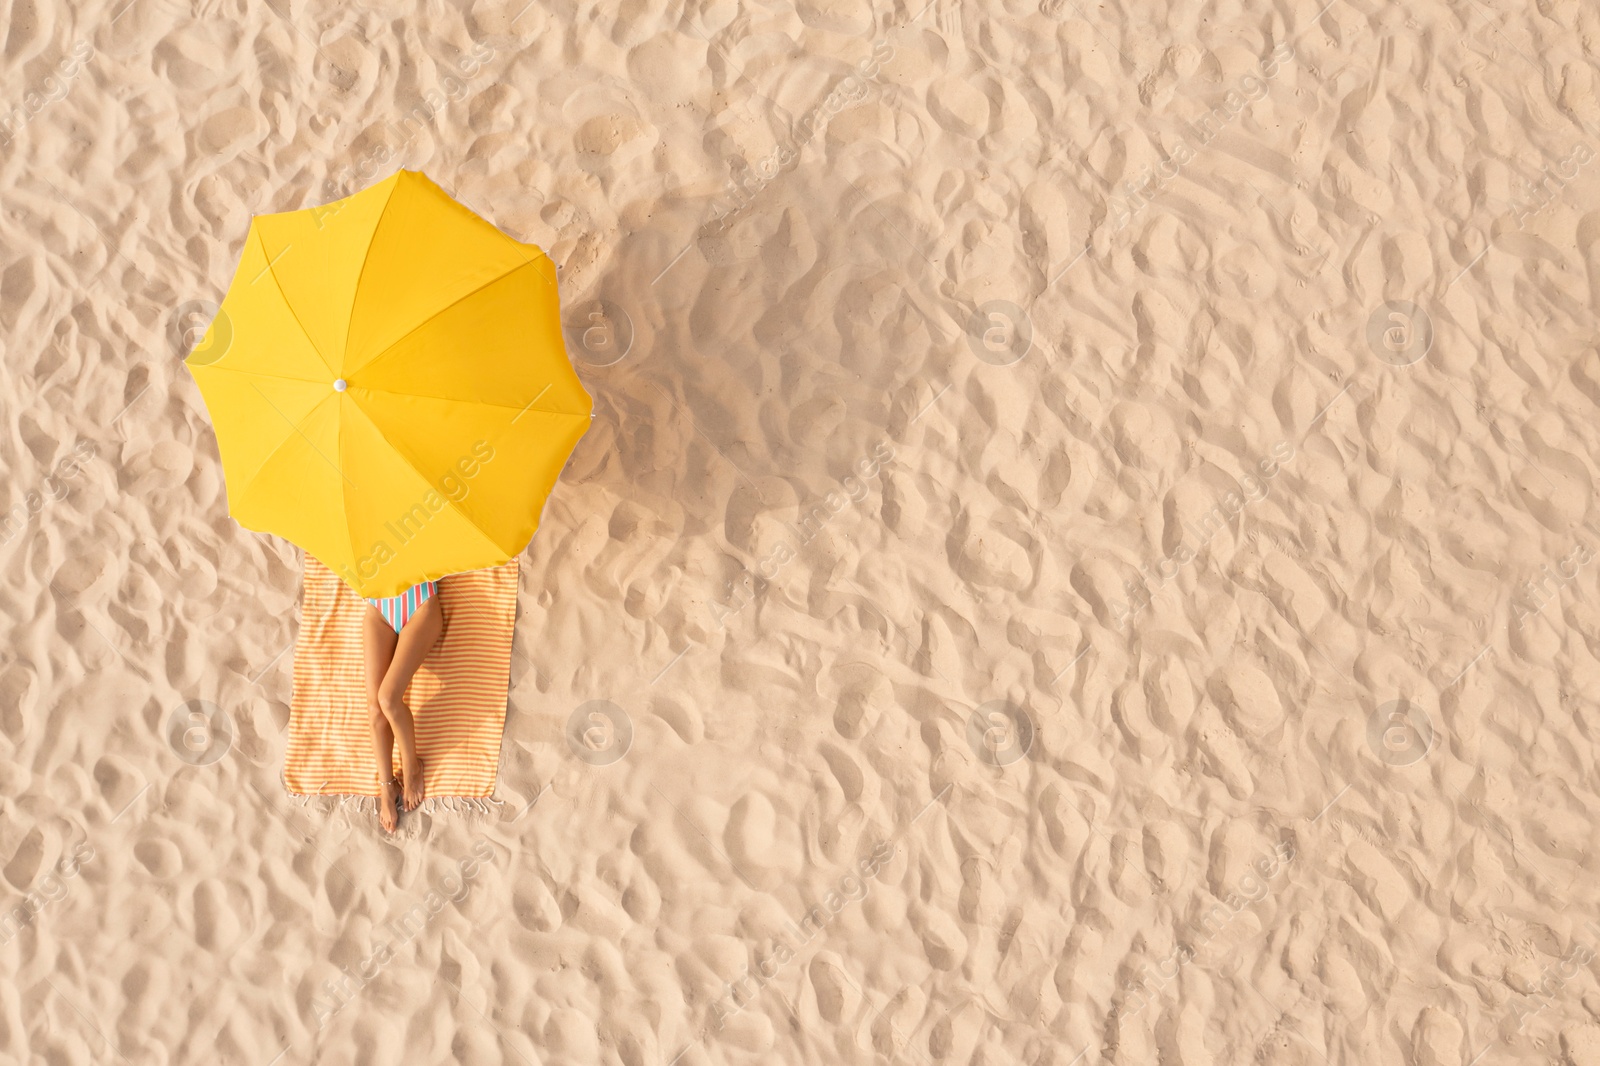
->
[284,556,517,810]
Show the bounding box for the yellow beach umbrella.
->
[186,170,592,598]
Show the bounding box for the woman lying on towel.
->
[364,580,443,832]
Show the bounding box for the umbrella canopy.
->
[186,170,592,598]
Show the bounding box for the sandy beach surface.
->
[5,0,1600,1063]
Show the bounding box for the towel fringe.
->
[283,789,507,824]
[285,791,382,815]
[416,795,506,819]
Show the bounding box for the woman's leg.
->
[375,594,443,811]
[362,606,401,831]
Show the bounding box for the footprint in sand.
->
[0,257,46,335]
[543,1006,602,1059]
[92,755,145,818]
[817,741,865,804]
[0,663,35,740]
[2,826,47,891]
[1411,1006,1465,1066]
[911,901,967,972]
[831,667,886,739]
[52,544,116,599]
[133,837,182,880]
[795,0,874,34]
[808,952,861,1023]
[512,874,563,933]
[928,75,993,139]
[870,985,926,1056]
[620,868,662,923]
[1206,658,1287,739]
[190,878,243,951]
[724,791,802,889]
[625,32,705,103]
[197,107,266,158]
[929,1001,986,1060]
[119,958,171,1034]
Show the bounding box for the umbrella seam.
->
[348,384,590,418]
[252,223,336,378]
[338,173,405,585]
[226,392,339,528]
[338,399,360,595]
[340,397,511,562]
[188,363,329,385]
[345,255,557,380]
[342,172,406,375]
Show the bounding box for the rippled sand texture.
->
[4,0,1600,1062]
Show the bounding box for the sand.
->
[3,0,1600,1063]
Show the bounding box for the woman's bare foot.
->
[401,757,425,811]
[379,779,400,833]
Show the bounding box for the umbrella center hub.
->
[333,378,347,392]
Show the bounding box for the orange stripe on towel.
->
[284,557,517,800]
